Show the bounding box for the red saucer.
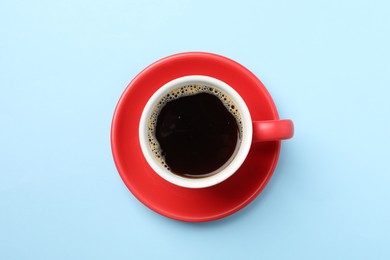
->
[111,52,281,222]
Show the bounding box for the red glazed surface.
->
[111,52,282,222]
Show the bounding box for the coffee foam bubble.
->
[147,84,243,171]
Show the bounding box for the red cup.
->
[111,52,294,221]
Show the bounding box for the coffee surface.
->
[155,92,240,177]
[147,85,242,178]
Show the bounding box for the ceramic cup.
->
[139,75,293,188]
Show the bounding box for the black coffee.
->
[148,85,242,178]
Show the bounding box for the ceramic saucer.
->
[111,52,281,222]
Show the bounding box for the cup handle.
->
[252,119,294,142]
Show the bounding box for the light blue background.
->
[1,0,389,259]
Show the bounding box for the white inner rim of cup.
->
[139,75,252,188]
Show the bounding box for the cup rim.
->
[139,75,253,188]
